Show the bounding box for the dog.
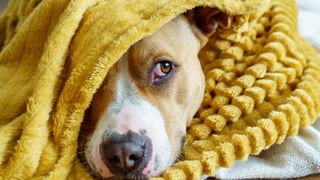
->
[78,7,221,179]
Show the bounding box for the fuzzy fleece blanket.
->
[0,0,320,179]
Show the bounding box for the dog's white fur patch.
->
[86,55,172,177]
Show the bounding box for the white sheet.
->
[297,0,320,50]
[215,124,320,179]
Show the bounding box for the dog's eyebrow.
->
[129,44,152,68]
[129,36,178,68]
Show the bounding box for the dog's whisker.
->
[77,151,86,154]
[78,134,90,139]
[80,126,97,130]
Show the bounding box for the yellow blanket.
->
[0,0,319,179]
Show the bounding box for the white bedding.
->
[297,0,320,50]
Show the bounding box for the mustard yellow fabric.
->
[0,0,319,179]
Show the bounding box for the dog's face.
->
[78,8,219,179]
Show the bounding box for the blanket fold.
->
[0,0,319,179]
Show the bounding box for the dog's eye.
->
[151,60,175,83]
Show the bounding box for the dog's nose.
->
[105,142,144,171]
[100,131,152,174]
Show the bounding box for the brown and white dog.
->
[78,8,220,179]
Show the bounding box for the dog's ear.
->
[185,7,230,47]
[193,7,220,35]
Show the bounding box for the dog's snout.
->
[104,142,144,171]
[100,131,152,175]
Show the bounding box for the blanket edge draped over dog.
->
[1,0,320,179]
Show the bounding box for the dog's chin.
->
[90,157,179,179]
[84,152,180,179]
[88,172,149,180]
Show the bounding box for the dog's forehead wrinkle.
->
[158,16,199,49]
[131,17,197,64]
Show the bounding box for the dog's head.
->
[78,8,220,179]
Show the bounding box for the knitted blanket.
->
[0,0,319,179]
